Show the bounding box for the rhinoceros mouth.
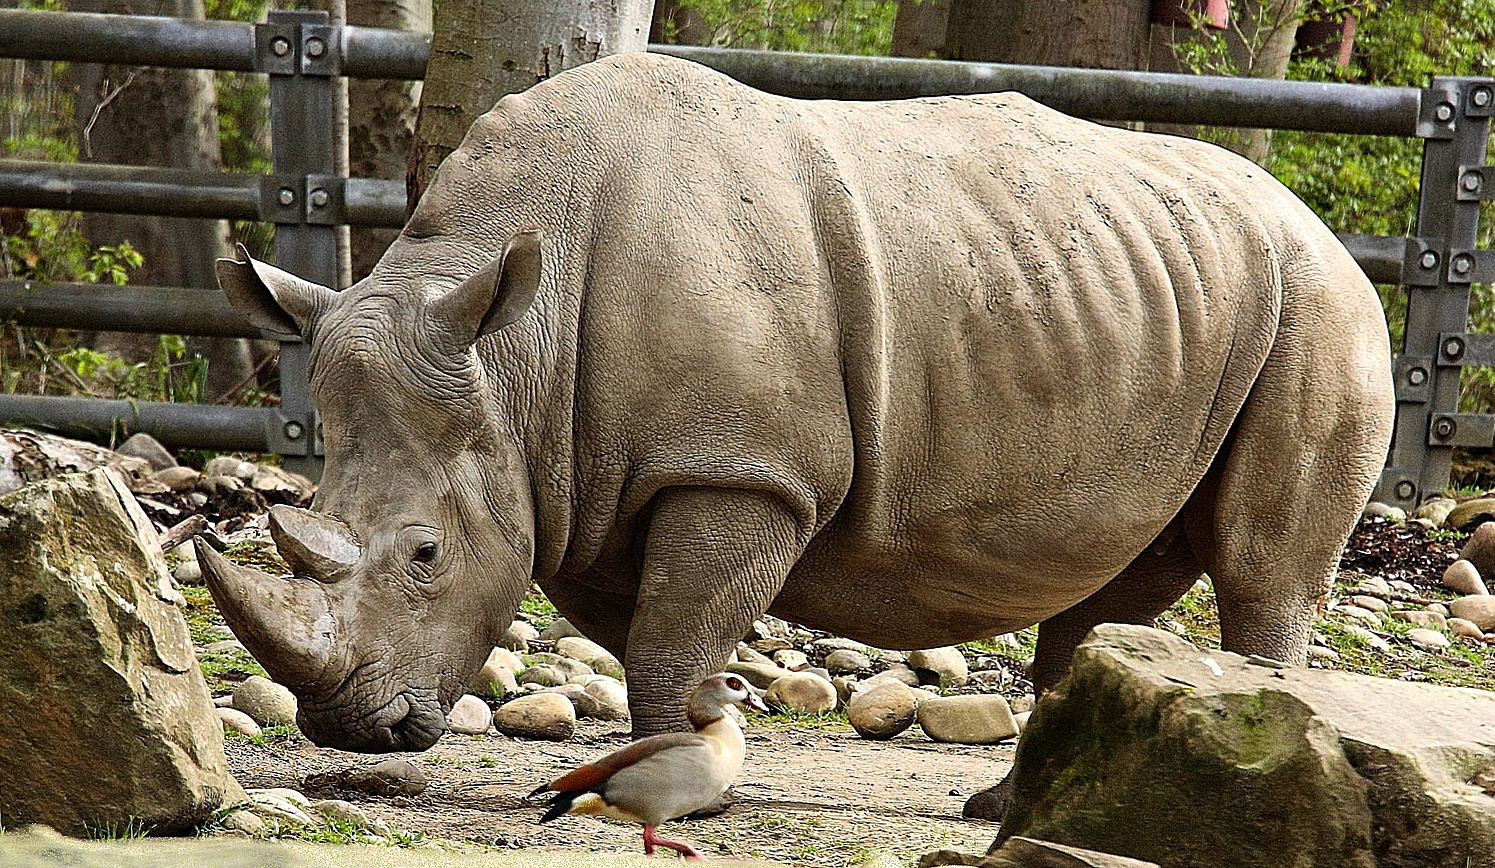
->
[297,682,447,753]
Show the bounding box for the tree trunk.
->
[407,0,656,215]
[944,0,1151,69]
[891,0,952,58]
[649,0,711,45]
[68,0,253,401]
[345,0,430,280]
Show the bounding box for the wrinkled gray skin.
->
[203,53,1394,758]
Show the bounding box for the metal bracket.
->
[1446,248,1495,284]
[304,174,346,225]
[253,19,299,76]
[1428,412,1495,448]
[265,409,323,457]
[299,23,341,76]
[1456,166,1495,201]
[1419,80,1462,140]
[1465,81,1495,117]
[258,175,346,226]
[1400,237,1444,286]
[1393,354,1435,402]
[254,14,339,77]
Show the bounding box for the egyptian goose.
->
[531,673,769,859]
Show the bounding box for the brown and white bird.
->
[531,673,769,860]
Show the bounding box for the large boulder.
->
[997,624,1495,868]
[0,468,246,835]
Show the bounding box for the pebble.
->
[542,684,602,719]
[1442,560,1489,596]
[750,637,794,654]
[246,789,315,826]
[1447,498,1495,531]
[172,560,204,585]
[765,671,838,714]
[1449,595,1495,631]
[446,694,493,734]
[500,620,539,651]
[906,647,969,686]
[1463,522,1495,578]
[221,809,267,835]
[1349,577,1391,599]
[823,648,872,674]
[1392,610,1447,630]
[811,637,869,653]
[582,676,630,721]
[1388,579,1418,596]
[539,618,583,641]
[1407,628,1451,650]
[1449,617,1486,640]
[1342,624,1391,650]
[153,466,201,492]
[1425,602,1451,617]
[346,759,428,796]
[1413,496,1457,526]
[1308,645,1340,662]
[1350,595,1389,614]
[555,636,623,679]
[916,695,1019,744]
[232,675,298,728]
[1335,604,1383,625]
[725,661,790,690]
[307,799,387,834]
[773,649,810,670]
[846,678,919,739]
[493,693,576,740]
[868,664,921,688]
[736,643,776,665]
[518,663,568,689]
[1361,501,1406,522]
[117,432,177,471]
[216,706,261,738]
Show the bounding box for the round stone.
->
[773,649,810,670]
[1413,496,1457,526]
[1349,577,1391,599]
[1449,595,1495,631]
[868,664,921,688]
[539,618,583,641]
[499,620,539,651]
[736,643,776,665]
[1361,501,1406,522]
[1450,617,1486,640]
[447,694,493,734]
[906,647,969,686]
[542,684,602,718]
[172,559,203,585]
[824,649,872,674]
[555,636,623,679]
[582,676,630,721]
[1442,559,1489,597]
[916,694,1019,744]
[1336,604,1383,625]
[232,675,298,728]
[346,759,427,796]
[846,678,919,739]
[1350,595,1389,614]
[765,671,838,714]
[725,661,790,690]
[1342,624,1390,650]
[493,693,576,741]
[518,663,568,689]
[215,706,261,739]
[1406,628,1451,650]
[1391,610,1447,630]
[1462,521,1495,577]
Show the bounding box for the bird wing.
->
[541,731,707,795]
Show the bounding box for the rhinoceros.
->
[203,52,1393,760]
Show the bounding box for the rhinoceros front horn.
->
[195,537,334,692]
[268,505,359,581]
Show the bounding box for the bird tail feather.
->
[538,791,581,824]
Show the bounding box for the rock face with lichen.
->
[0,468,245,835]
[997,624,1495,868]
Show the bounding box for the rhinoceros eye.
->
[413,542,438,564]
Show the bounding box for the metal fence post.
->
[1377,76,1494,511]
[257,9,340,480]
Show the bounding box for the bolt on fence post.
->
[258,9,340,480]
[1377,77,1494,511]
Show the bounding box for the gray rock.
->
[869,664,922,688]
[907,647,969,686]
[1307,645,1341,663]
[1412,496,1458,527]
[232,675,298,728]
[215,706,262,739]
[1388,579,1418,595]
[469,648,522,698]
[1348,576,1391,599]
[345,758,427,796]
[221,808,267,835]
[116,432,177,471]
[447,694,493,734]
[308,799,388,834]
[824,648,873,674]
[555,635,623,679]
[1348,595,1389,614]
[1335,604,1382,625]
[1406,628,1451,650]
[997,623,1495,868]
[1450,617,1487,640]
[0,468,244,835]
[499,619,540,651]
[172,559,203,585]
[582,675,631,721]
[750,637,795,654]
[542,683,603,718]
[847,678,919,739]
[736,642,776,665]
[539,617,583,641]
[916,695,1019,744]
[1426,601,1451,617]
[1450,595,1495,631]
[1340,624,1391,650]
[1443,559,1489,596]
[811,637,869,653]
[1391,610,1447,630]
[765,671,837,714]
[1361,501,1406,522]
[725,660,790,690]
[493,693,576,740]
[245,788,315,826]
[773,648,810,670]
[1448,498,1495,531]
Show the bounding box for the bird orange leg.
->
[642,826,705,860]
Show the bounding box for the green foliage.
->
[84,816,154,840]
[662,0,897,55]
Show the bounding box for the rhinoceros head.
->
[204,229,542,752]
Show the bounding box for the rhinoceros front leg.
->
[624,485,808,736]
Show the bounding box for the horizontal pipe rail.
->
[1,280,262,338]
[0,160,406,227]
[0,10,1421,135]
[0,394,276,452]
[1337,233,1405,285]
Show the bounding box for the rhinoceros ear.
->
[215,244,336,338]
[428,227,542,349]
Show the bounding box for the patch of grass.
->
[1422,527,1467,543]
[1158,581,1222,651]
[221,539,289,575]
[519,585,558,627]
[84,816,153,840]
[239,725,300,747]
[757,707,850,730]
[196,648,269,695]
[962,626,1038,660]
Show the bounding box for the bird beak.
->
[742,684,769,715]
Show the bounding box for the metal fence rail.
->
[0,8,1489,507]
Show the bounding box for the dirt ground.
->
[227,718,1010,866]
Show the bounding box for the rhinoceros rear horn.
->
[215,243,337,338]
[269,505,360,581]
[428,227,542,350]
